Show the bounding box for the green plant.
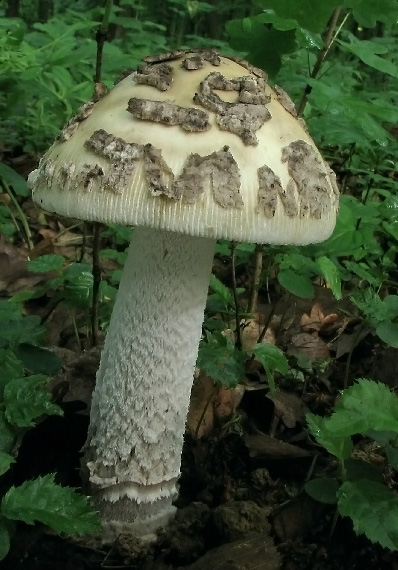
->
[0,300,100,561]
[306,378,398,551]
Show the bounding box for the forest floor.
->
[2,190,398,570]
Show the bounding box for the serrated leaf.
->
[252,343,289,375]
[326,379,398,437]
[1,474,101,535]
[338,480,398,550]
[306,413,352,461]
[0,452,15,476]
[0,316,46,348]
[278,269,314,298]
[4,375,63,428]
[197,334,246,388]
[28,254,65,273]
[305,478,339,504]
[0,349,24,397]
[0,412,15,454]
[0,517,11,561]
[316,257,342,300]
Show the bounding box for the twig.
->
[231,241,242,349]
[194,384,218,440]
[3,180,34,250]
[91,223,103,346]
[297,7,346,116]
[90,0,113,346]
[247,244,263,315]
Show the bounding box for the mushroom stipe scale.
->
[29,49,339,542]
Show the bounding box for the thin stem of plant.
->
[194,384,218,440]
[3,181,34,249]
[90,0,113,345]
[231,241,242,350]
[248,244,263,315]
[91,223,103,347]
[297,7,346,116]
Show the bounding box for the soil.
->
[3,350,398,570]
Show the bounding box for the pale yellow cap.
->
[29,50,339,245]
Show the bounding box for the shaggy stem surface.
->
[84,227,215,539]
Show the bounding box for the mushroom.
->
[28,49,339,541]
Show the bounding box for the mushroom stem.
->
[83,226,215,540]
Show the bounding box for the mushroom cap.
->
[29,50,339,245]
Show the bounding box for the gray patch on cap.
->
[257,165,280,217]
[183,55,205,70]
[80,164,105,192]
[32,159,56,190]
[142,50,185,63]
[217,104,270,146]
[143,144,175,198]
[58,101,96,142]
[85,129,144,193]
[282,140,331,219]
[280,179,299,217]
[226,55,268,81]
[274,85,297,117]
[193,72,271,145]
[127,97,210,132]
[135,63,173,91]
[173,146,243,208]
[192,49,221,66]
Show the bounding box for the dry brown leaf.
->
[266,391,308,429]
[289,332,329,360]
[244,433,311,459]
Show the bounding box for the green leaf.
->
[345,0,398,27]
[345,458,384,483]
[0,452,15,476]
[1,474,101,535]
[209,274,234,306]
[14,344,63,376]
[376,321,398,348]
[0,349,24,397]
[0,163,29,197]
[316,257,342,300]
[28,254,65,273]
[0,517,11,561]
[306,413,353,461]
[0,316,46,348]
[226,15,297,76]
[338,36,398,78]
[337,480,398,550]
[0,412,15,454]
[256,0,341,32]
[4,375,63,428]
[326,379,398,437]
[197,333,246,388]
[278,269,314,298]
[383,296,398,320]
[305,478,339,504]
[63,264,93,308]
[252,343,289,376]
